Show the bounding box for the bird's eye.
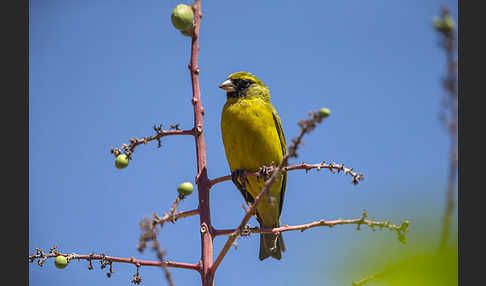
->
[230,78,253,90]
[230,79,240,86]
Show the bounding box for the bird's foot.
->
[257,165,273,181]
[239,225,251,236]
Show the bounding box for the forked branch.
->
[210,110,333,275]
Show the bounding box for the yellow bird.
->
[219,72,287,260]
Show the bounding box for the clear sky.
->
[29,0,458,285]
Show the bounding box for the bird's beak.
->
[218,79,236,92]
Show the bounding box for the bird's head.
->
[219,72,269,100]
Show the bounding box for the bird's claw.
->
[257,165,272,181]
[239,225,251,236]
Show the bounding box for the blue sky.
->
[30,0,458,285]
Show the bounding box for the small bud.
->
[433,15,455,33]
[443,15,455,31]
[432,16,444,30]
[115,154,129,169]
[397,232,407,244]
[318,108,331,119]
[177,182,194,197]
[171,4,194,32]
[54,255,68,269]
[400,220,410,232]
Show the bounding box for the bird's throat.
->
[226,90,246,99]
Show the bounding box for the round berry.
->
[171,4,194,31]
[54,255,68,269]
[177,182,194,197]
[115,154,129,169]
[318,108,331,118]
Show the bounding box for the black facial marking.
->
[232,78,253,89]
[226,78,254,99]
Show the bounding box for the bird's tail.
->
[259,231,286,260]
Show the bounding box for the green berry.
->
[54,255,68,269]
[318,108,331,118]
[171,4,194,31]
[177,182,194,197]
[115,154,129,169]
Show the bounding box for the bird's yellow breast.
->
[221,97,283,172]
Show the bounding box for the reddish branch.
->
[110,126,195,158]
[152,208,200,227]
[28,248,201,271]
[212,212,409,240]
[187,1,214,285]
[208,161,364,188]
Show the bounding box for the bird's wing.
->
[233,174,264,225]
[272,110,287,217]
[233,109,287,223]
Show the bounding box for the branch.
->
[149,193,200,229]
[153,208,200,228]
[212,210,410,244]
[152,240,175,286]
[185,2,215,285]
[137,195,199,253]
[28,246,201,272]
[208,161,364,187]
[145,196,198,286]
[210,110,330,275]
[110,124,195,159]
[351,271,384,286]
[434,6,458,250]
[134,194,201,285]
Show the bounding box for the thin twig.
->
[351,271,384,286]
[152,240,175,286]
[208,161,364,187]
[28,247,201,271]
[153,208,200,228]
[110,126,195,159]
[212,211,409,243]
[135,199,200,286]
[138,206,199,253]
[434,6,458,250]
[168,197,182,222]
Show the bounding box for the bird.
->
[219,71,287,260]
